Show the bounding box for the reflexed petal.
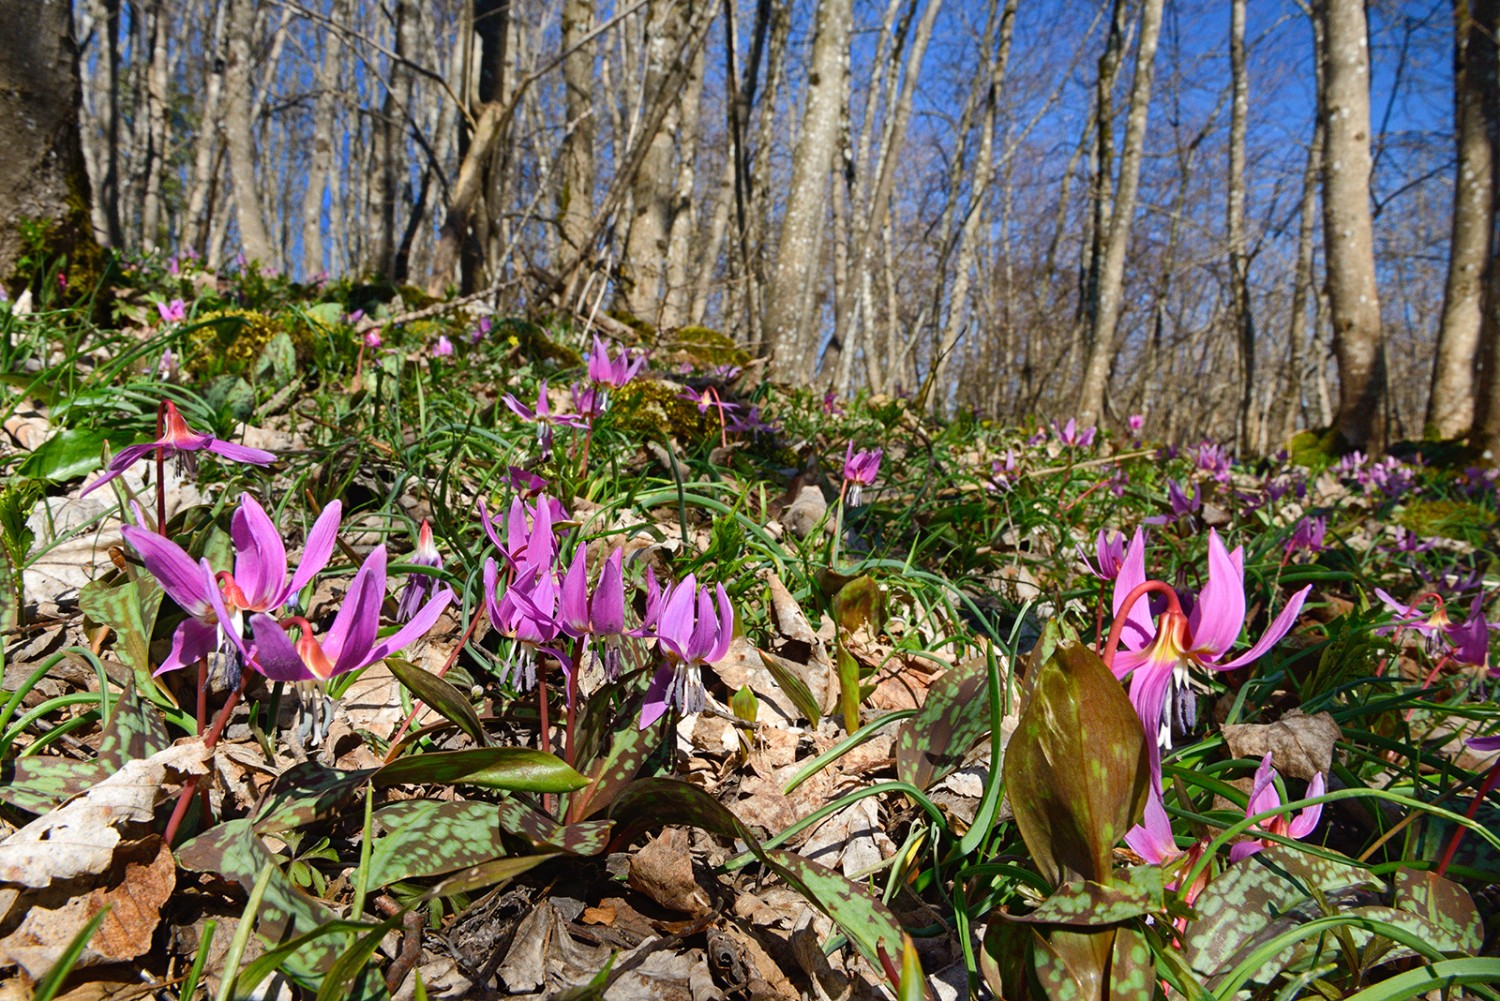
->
[1228,841,1263,862]
[1213,585,1311,670]
[1245,754,1282,819]
[200,558,254,666]
[123,526,215,616]
[687,586,718,662]
[503,394,538,422]
[1124,790,1179,864]
[707,584,734,663]
[1188,530,1245,659]
[206,439,277,465]
[324,547,386,672]
[368,587,454,665]
[286,499,342,598]
[592,548,625,635]
[483,558,506,631]
[559,547,590,636]
[658,575,698,653]
[1126,658,1174,789]
[1111,529,1155,650]
[639,662,676,729]
[248,613,313,682]
[1466,734,1500,752]
[1287,772,1325,839]
[156,619,220,676]
[80,443,160,495]
[231,493,287,610]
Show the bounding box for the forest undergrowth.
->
[0,255,1497,1000]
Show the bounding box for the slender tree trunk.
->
[1075,0,1165,424]
[762,0,852,372]
[660,38,706,327]
[1464,0,1500,458]
[1287,99,1326,437]
[184,0,225,258]
[558,0,595,279]
[137,0,170,248]
[301,0,346,279]
[1429,0,1496,440]
[1319,0,1386,450]
[223,0,273,265]
[1228,0,1255,452]
[100,0,123,247]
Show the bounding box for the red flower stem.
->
[1101,580,1184,670]
[1094,578,1106,650]
[537,664,554,815]
[195,657,211,821]
[1060,476,1106,513]
[1403,655,1452,722]
[386,609,484,754]
[1435,756,1500,878]
[164,669,247,846]
[155,400,168,536]
[565,637,582,770]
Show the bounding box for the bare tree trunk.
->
[1228,0,1255,452]
[0,0,95,283]
[98,0,124,247]
[660,38,705,327]
[136,0,170,248]
[1429,0,1496,440]
[558,0,595,279]
[301,0,346,278]
[1287,97,1326,437]
[184,0,225,258]
[762,0,852,372]
[1464,0,1500,458]
[1319,0,1386,451]
[223,0,273,265]
[1075,0,1165,424]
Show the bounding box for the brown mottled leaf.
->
[896,654,991,792]
[1002,642,1149,885]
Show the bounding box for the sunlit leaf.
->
[896,653,991,791]
[385,656,489,746]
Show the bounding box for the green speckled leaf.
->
[0,684,169,813]
[1105,926,1153,1001]
[1391,868,1482,954]
[366,800,506,887]
[758,649,822,725]
[609,778,906,967]
[426,854,550,898]
[895,654,990,791]
[1032,926,1112,1001]
[570,715,657,820]
[177,819,342,971]
[1002,642,1149,884]
[494,798,613,855]
[1010,866,1164,926]
[256,331,298,386]
[385,657,489,747]
[1183,844,1383,982]
[79,576,164,686]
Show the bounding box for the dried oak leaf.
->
[1221,709,1341,781]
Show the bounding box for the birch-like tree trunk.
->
[1463,0,1500,457]
[1287,98,1326,436]
[762,0,851,372]
[558,0,595,277]
[223,0,273,265]
[1429,0,1497,439]
[301,0,347,279]
[1075,0,1165,424]
[1319,0,1386,450]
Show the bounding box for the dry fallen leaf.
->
[627,828,713,916]
[1221,709,1341,781]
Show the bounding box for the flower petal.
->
[231,493,287,610]
[1287,772,1325,840]
[206,439,277,465]
[1245,753,1282,819]
[80,443,160,496]
[591,548,625,636]
[285,499,342,599]
[639,663,676,729]
[156,619,220,676]
[247,613,314,682]
[123,526,215,616]
[558,547,591,636]
[1111,529,1155,650]
[1214,585,1311,670]
[1187,530,1245,659]
[1124,790,1179,864]
[367,587,454,665]
[324,547,386,673]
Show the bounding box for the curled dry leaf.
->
[1221,709,1341,781]
[627,827,714,916]
[0,741,210,888]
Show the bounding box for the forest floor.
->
[0,259,1497,1000]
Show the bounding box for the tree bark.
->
[0,0,95,285]
[762,0,852,372]
[222,0,273,266]
[558,0,596,281]
[1075,0,1165,424]
[1318,0,1386,451]
[1228,0,1255,452]
[1464,0,1500,457]
[1428,0,1497,440]
[301,0,347,279]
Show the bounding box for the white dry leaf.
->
[0,741,210,888]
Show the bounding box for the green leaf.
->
[366,800,507,887]
[256,332,298,387]
[1007,867,1164,927]
[16,428,108,482]
[255,749,587,833]
[1001,642,1149,884]
[895,653,991,791]
[385,657,489,746]
[205,375,255,421]
[79,576,164,685]
[570,713,659,820]
[1389,867,1482,955]
[494,798,613,855]
[1183,844,1383,984]
[426,854,551,898]
[831,574,885,632]
[609,778,907,968]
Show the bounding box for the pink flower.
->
[432,334,454,357]
[842,443,882,505]
[1079,529,1130,580]
[1229,753,1325,861]
[1128,414,1145,435]
[364,329,383,349]
[1054,418,1097,448]
[639,574,734,728]
[587,335,646,389]
[156,299,187,324]
[1110,530,1310,785]
[82,401,276,496]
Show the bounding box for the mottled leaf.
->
[366,800,506,887]
[1002,642,1149,884]
[494,798,613,855]
[570,715,657,820]
[1183,844,1384,983]
[1391,868,1482,954]
[831,574,885,633]
[0,684,169,814]
[896,654,990,791]
[426,854,550,898]
[385,657,489,747]
[1007,867,1164,927]
[758,648,821,724]
[80,576,164,686]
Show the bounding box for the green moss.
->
[606,309,656,338]
[188,309,308,376]
[396,284,438,311]
[1287,428,1342,470]
[612,380,717,442]
[1398,499,1495,546]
